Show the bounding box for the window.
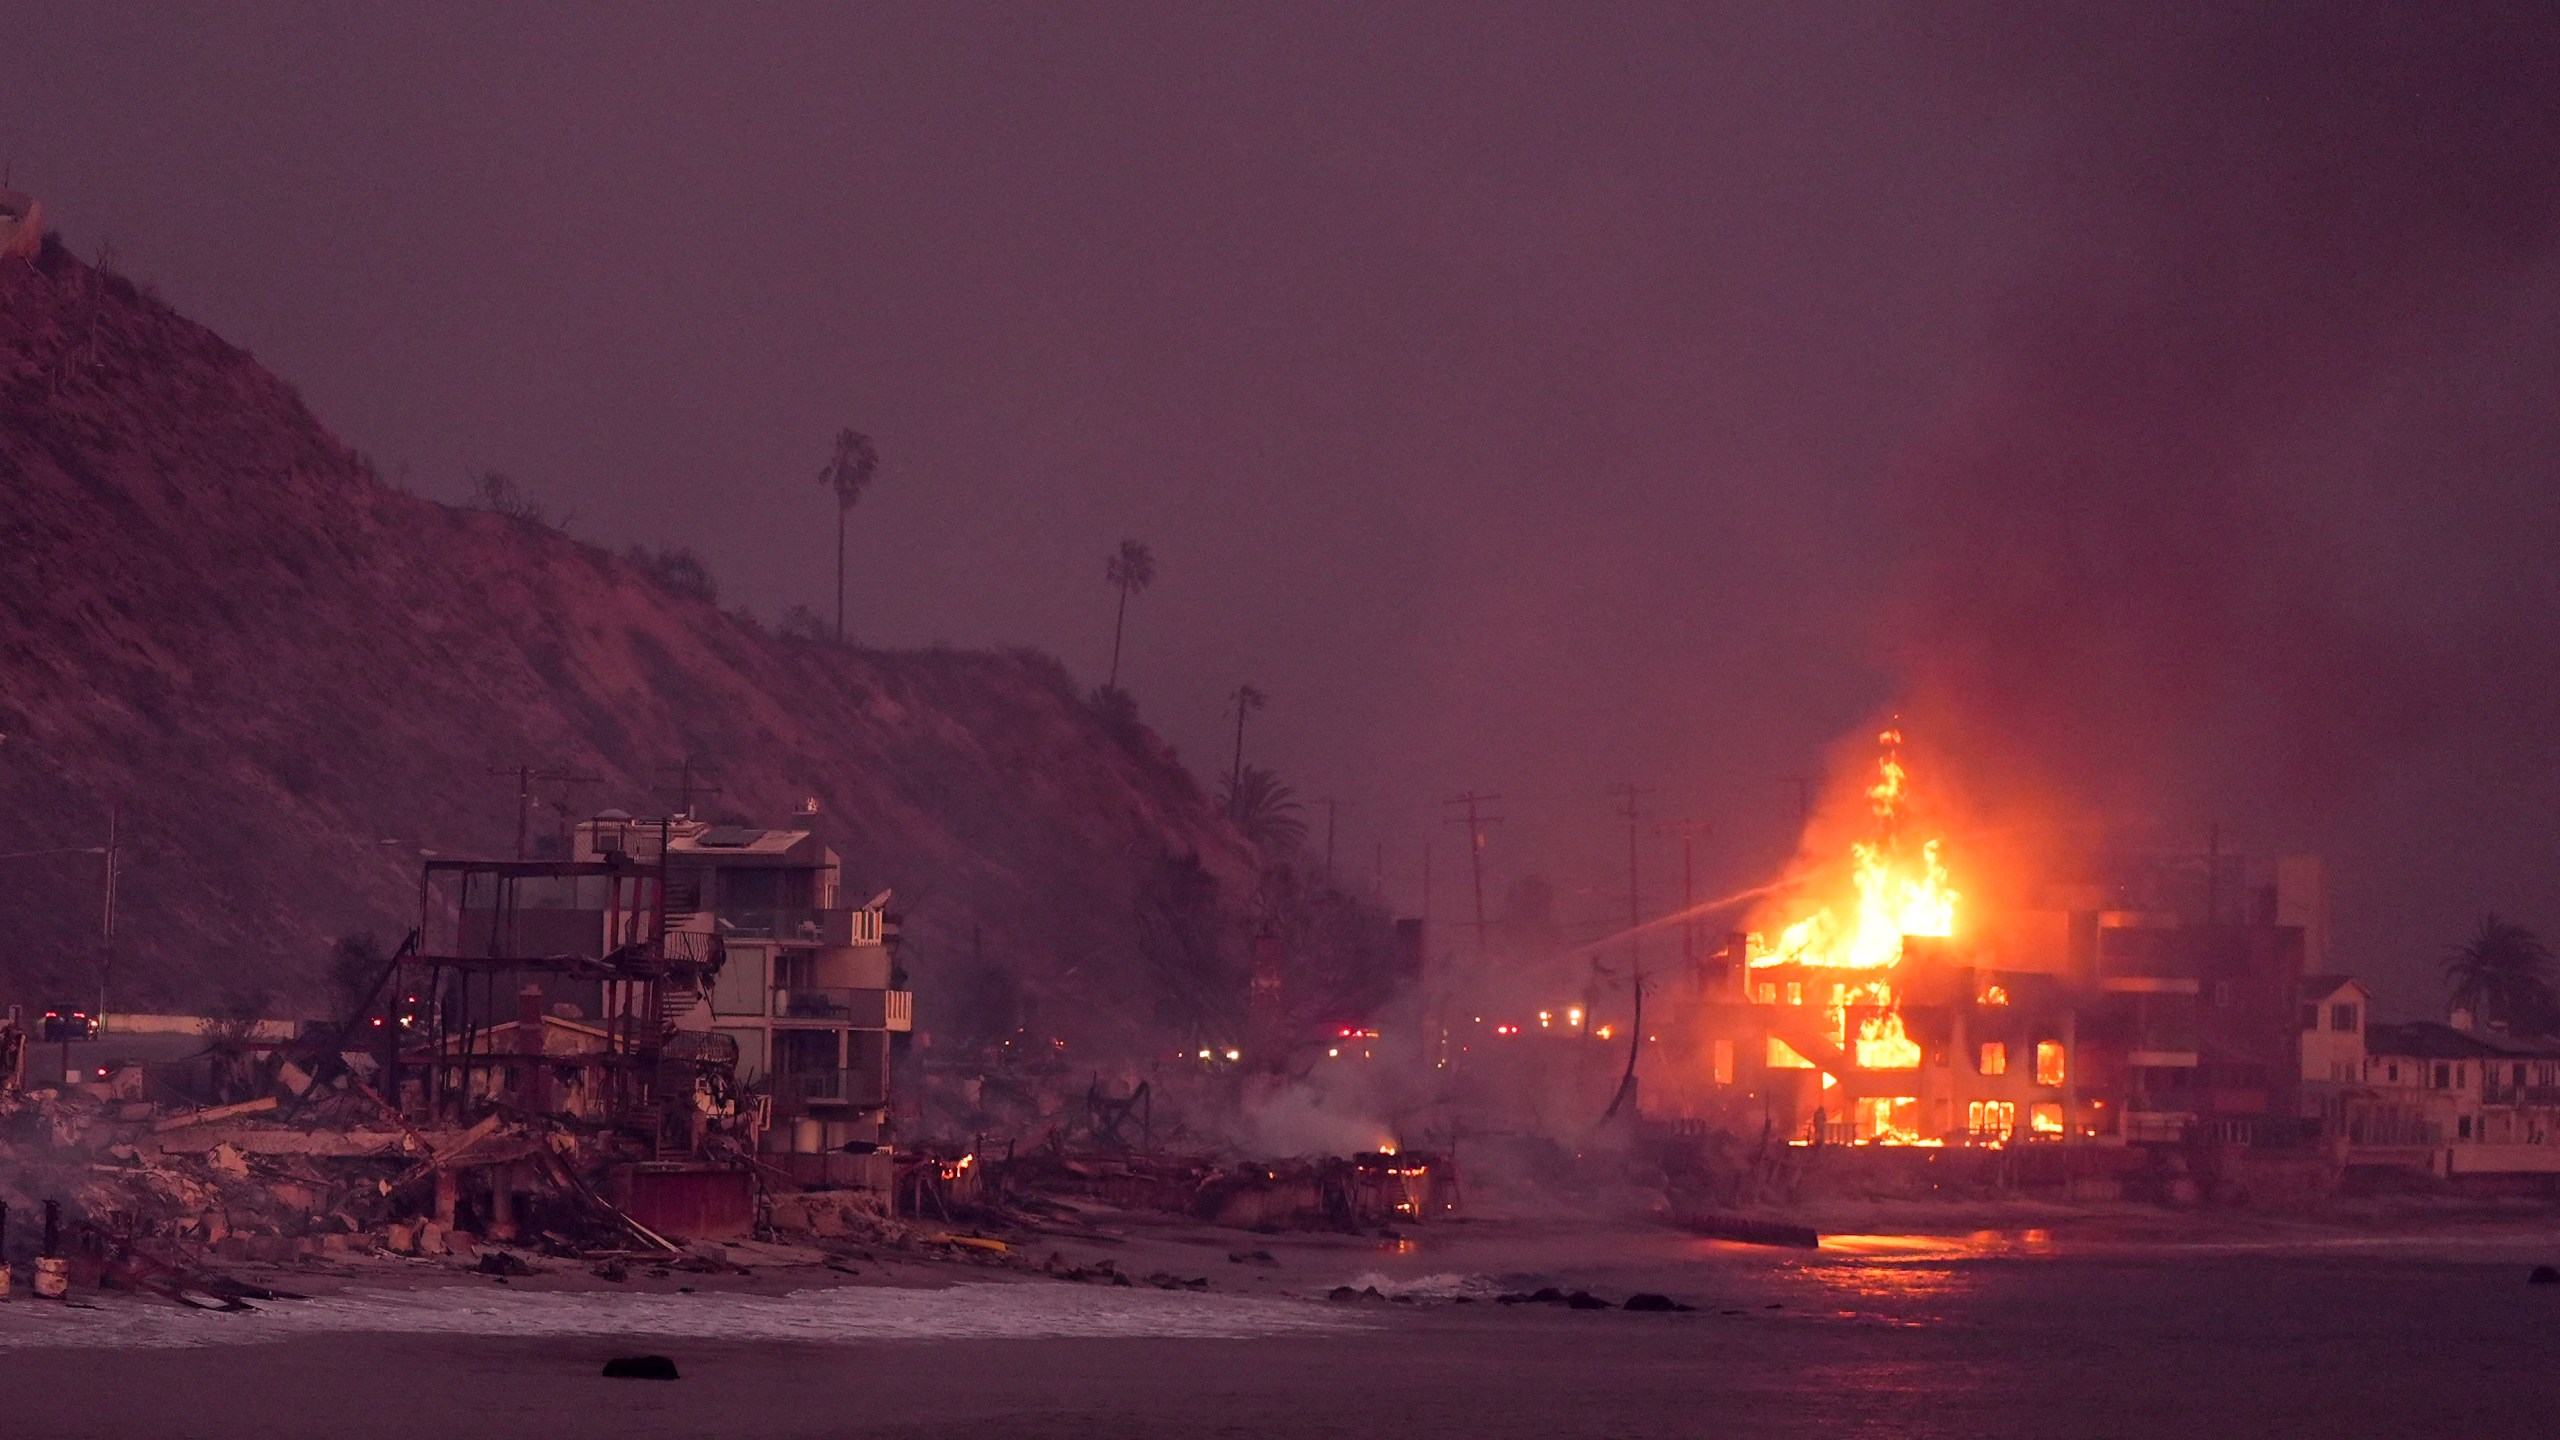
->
[2035,1040,2066,1087]
[2433,1064,2449,1090]
[1978,1042,2008,1076]
[2459,1116,2474,1140]
[1712,1039,1735,1086]
[2030,1102,2064,1135]
[1785,982,1803,1007]
[2387,1064,2399,1083]
[1756,982,1777,1004]
[1967,1100,2015,1141]
[2330,1004,2358,1033]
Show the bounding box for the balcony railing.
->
[775,986,860,1021]
[771,987,913,1030]
[719,908,883,945]
[771,1066,888,1113]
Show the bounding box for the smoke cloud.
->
[1879,4,2560,988]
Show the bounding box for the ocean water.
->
[5,1228,2559,1438]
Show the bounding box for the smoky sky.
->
[4,2,2555,1015]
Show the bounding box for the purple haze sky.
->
[6,3,2557,1015]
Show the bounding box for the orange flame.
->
[1754,730,1957,972]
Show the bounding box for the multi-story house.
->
[2349,1020,2560,1181]
[574,812,911,1188]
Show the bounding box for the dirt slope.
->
[0,236,1256,1041]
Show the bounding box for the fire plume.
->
[1754,729,1959,973]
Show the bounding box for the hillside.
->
[0,235,1266,1047]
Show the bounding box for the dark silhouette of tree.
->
[328,932,386,1022]
[1135,850,1240,1043]
[2444,915,2558,1033]
[1220,764,1305,854]
[1254,862,1400,1029]
[472,470,565,529]
[818,428,880,642]
[777,604,830,642]
[1227,683,1266,808]
[625,545,719,604]
[1103,539,1155,690]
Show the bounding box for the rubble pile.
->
[993,1146,1458,1232]
[0,1077,687,1264]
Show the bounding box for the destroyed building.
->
[393,809,912,1226]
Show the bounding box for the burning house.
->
[1654,731,2320,1154]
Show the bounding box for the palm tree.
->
[1219,765,1306,854]
[2444,915,2558,1034]
[1103,539,1155,690]
[1227,684,1266,809]
[817,428,880,642]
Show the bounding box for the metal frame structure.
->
[393,845,729,1147]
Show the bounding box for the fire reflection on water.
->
[1671,1229,2063,1316]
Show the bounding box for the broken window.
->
[1967,1100,2015,1141]
[1978,1041,2007,1076]
[2035,1040,2065,1087]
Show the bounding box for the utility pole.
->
[1605,784,1647,1046]
[1441,793,1502,959]
[2205,821,2222,925]
[543,772,604,854]
[1658,818,1709,974]
[97,804,119,1033]
[490,765,601,859]
[1318,799,1340,883]
[1781,773,1819,828]
[1609,784,1647,946]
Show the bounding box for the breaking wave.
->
[0,1279,1354,1350]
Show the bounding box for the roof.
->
[2365,1021,2560,1060]
[2364,1022,2498,1060]
[666,826,813,858]
[2301,974,2365,1001]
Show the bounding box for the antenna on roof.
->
[652,756,724,819]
